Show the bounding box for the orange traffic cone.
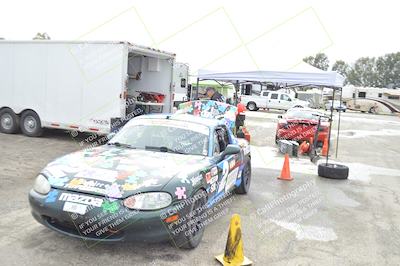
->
[321,137,329,156]
[277,153,293,181]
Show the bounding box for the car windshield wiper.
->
[145,146,186,154]
[107,142,136,149]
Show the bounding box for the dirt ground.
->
[1,111,399,265]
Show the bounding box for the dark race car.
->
[275,107,330,145]
[29,102,251,249]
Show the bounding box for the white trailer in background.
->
[0,40,176,136]
[172,62,189,106]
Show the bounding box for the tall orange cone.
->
[215,214,252,266]
[277,153,293,181]
[321,137,329,156]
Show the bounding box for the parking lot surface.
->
[1,111,400,265]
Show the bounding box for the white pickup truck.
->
[240,91,309,111]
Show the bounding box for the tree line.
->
[303,52,400,88]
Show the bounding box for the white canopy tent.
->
[197,63,345,88]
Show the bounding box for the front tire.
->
[235,161,251,194]
[179,190,207,249]
[0,108,19,134]
[20,110,43,137]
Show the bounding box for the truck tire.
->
[247,102,257,111]
[0,108,19,134]
[318,163,349,179]
[20,110,44,137]
[235,161,251,194]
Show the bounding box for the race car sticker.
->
[63,202,87,215]
[59,193,103,207]
[45,190,59,203]
[210,182,217,193]
[105,183,122,198]
[190,175,203,186]
[225,167,239,192]
[64,178,109,194]
[101,200,120,214]
[121,183,138,191]
[229,159,236,170]
[217,160,229,193]
[205,172,212,183]
[207,175,218,184]
[48,176,69,186]
[175,187,187,199]
[75,168,117,183]
[211,166,218,177]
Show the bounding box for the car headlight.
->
[33,174,51,195]
[123,192,172,210]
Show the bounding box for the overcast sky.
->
[1,0,398,73]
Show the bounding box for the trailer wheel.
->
[318,163,349,180]
[247,102,257,111]
[0,108,19,134]
[20,110,43,137]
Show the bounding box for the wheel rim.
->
[248,103,255,110]
[24,115,37,133]
[1,113,13,130]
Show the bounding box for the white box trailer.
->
[0,40,176,136]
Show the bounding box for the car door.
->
[268,92,280,109]
[280,93,293,110]
[210,126,241,196]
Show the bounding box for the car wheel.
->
[0,108,19,134]
[179,190,207,249]
[247,102,257,111]
[275,135,279,144]
[318,163,349,179]
[20,110,43,137]
[235,161,251,194]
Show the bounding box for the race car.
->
[275,107,329,145]
[29,101,251,249]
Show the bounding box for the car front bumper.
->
[29,189,182,243]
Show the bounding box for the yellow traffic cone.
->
[215,214,252,266]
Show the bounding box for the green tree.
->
[347,57,378,87]
[303,53,329,71]
[332,60,350,84]
[375,52,400,88]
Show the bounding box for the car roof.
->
[133,113,224,128]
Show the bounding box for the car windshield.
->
[286,110,327,120]
[109,119,209,156]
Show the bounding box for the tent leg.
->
[194,78,199,100]
[335,87,343,158]
[326,88,335,165]
[235,80,239,105]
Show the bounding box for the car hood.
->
[42,145,209,198]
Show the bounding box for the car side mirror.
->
[222,144,241,157]
[278,115,283,118]
[107,132,116,140]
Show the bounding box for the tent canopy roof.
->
[198,63,344,88]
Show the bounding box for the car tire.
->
[235,161,251,194]
[318,163,349,180]
[179,190,207,249]
[294,105,304,108]
[247,102,257,111]
[0,108,19,134]
[20,110,44,137]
